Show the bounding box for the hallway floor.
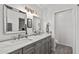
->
[54,44,73,54]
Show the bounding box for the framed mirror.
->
[27,18,32,28]
[32,16,41,33]
[3,5,27,34]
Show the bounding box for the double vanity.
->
[0,33,52,54]
[0,5,53,54]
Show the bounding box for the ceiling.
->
[8,4,75,14]
[30,4,74,9]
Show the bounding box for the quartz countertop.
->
[0,33,51,54]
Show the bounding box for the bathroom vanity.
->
[0,5,52,54]
[10,34,52,54]
[0,33,52,54]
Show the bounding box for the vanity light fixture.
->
[25,5,38,15]
[25,6,30,12]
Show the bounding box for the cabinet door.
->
[41,39,46,54]
[35,42,42,54]
[44,39,49,54]
[23,47,34,54]
[46,36,51,54]
[23,43,35,54]
[40,44,45,54]
[9,49,22,54]
[48,37,52,54]
[41,36,51,54]
[48,41,51,53]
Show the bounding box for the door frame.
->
[54,8,73,42]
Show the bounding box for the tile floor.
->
[54,44,73,54]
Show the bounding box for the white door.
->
[55,9,74,47]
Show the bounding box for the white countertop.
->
[0,33,51,54]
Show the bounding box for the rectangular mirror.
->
[3,5,27,34]
[32,16,41,33]
[27,18,32,28]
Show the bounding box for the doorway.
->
[54,9,74,48]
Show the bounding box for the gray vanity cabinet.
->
[35,36,51,54]
[9,35,52,54]
[40,39,47,54]
[46,36,51,54]
[41,38,48,54]
[22,43,35,54]
[46,37,51,54]
[9,49,22,54]
[40,43,45,54]
[34,40,42,54]
[23,47,34,54]
[41,36,51,54]
[44,40,49,54]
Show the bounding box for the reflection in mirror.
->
[6,23,12,32]
[19,18,25,31]
[32,16,41,34]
